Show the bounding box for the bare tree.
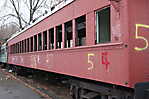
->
[9,0,23,29]
[0,22,19,41]
[1,0,48,30]
[27,0,48,24]
[0,0,68,41]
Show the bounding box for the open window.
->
[18,43,20,53]
[38,33,42,51]
[56,25,62,49]
[24,39,27,53]
[11,45,13,54]
[16,43,18,53]
[34,35,37,51]
[27,38,30,52]
[20,41,23,53]
[64,21,73,48]
[22,41,24,53]
[75,15,86,46]
[15,44,17,53]
[49,28,54,49]
[19,41,21,53]
[96,7,111,44]
[16,43,17,53]
[17,42,19,53]
[13,44,15,54]
[30,37,33,52]
[43,31,47,50]
[14,44,16,54]
[12,45,13,54]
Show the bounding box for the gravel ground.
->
[0,64,72,99]
[0,66,48,99]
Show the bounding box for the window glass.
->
[96,7,111,44]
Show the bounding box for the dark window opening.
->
[18,43,20,53]
[23,40,25,53]
[76,15,86,46]
[96,7,111,44]
[27,38,30,52]
[24,39,27,53]
[12,45,14,54]
[19,42,21,53]
[31,37,33,52]
[10,46,11,54]
[17,43,19,53]
[19,41,21,53]
[14,44,16,54]
[22,40,25,53]
[34,35,37,51]
[13,45,15,54]
[15,44,17,53]
[21,41,23,53]
[11,45,12,54]
[13,44,15,54]
[56,25,62,49]
[16,43,18,53]
[64,21,73,48]
[12,45,13,54]
[38,33,42,51]
[43,31,47,50]
[49,28,54,50]
[16,44,18,53]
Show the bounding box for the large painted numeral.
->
[102,52,110,72]
[134,24,149,51]
[88,53,95,70]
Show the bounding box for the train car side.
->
[128,0,149,87]
[6,0,149,98]
[7,0,130,87]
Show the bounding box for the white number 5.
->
[134,24,149,51]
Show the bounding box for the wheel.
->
[70,85,81,99]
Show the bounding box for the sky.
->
[0,0,73,40]
[0,0,51,26]
[0,0,50,39]
[0,0,73,27]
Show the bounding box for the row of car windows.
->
[9,7,110,54]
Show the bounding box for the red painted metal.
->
[7,0,149,89]
[128,0,149,87]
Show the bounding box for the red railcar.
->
[7,0,149,98]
